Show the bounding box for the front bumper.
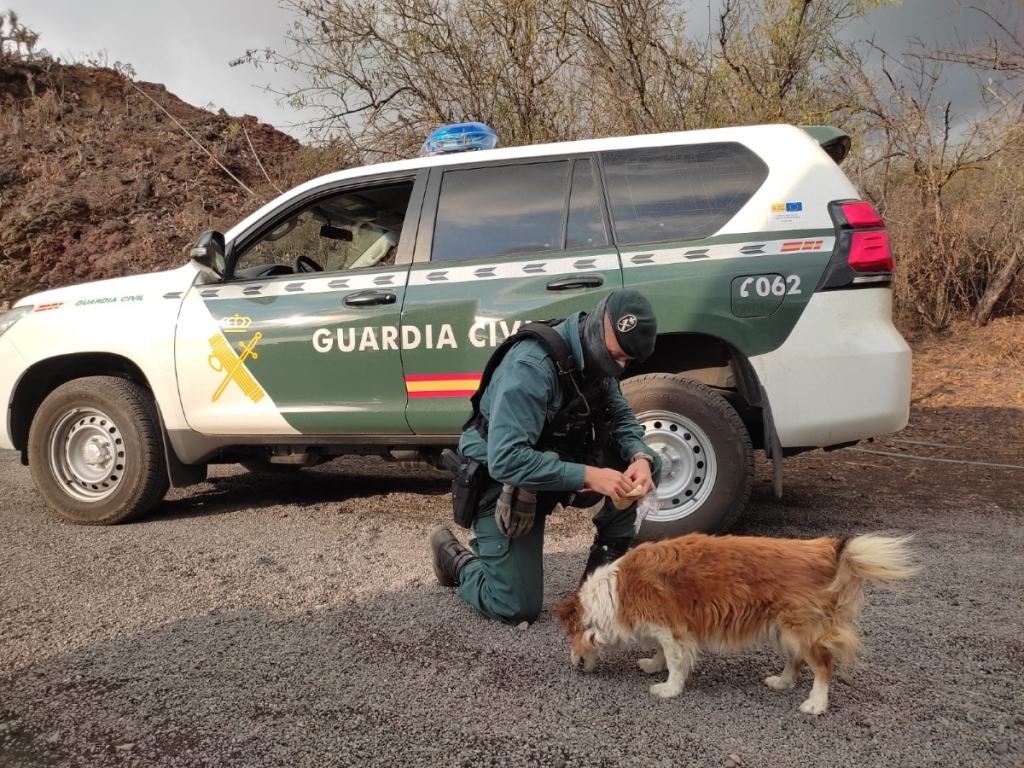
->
[0,335,29,451]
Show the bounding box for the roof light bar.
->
[421,122,499,157]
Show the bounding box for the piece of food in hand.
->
[613,485,645,510]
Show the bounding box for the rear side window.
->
[601,143,768,246]
[432,161,570,261]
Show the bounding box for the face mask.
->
[581,297,627,379]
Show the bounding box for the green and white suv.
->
[0,123,911,537]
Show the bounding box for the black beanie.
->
[605,289,657,361]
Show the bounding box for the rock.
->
[115,742,135,752]
[994,743,1009,755]
[99,219,127,234]
[136,177,154,202]
[517,621,529,631]
[728,755,743,766]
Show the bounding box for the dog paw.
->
[649,682,683,699]
[765,675,795,690]
[638,657,667,674]
[798,698,828,715]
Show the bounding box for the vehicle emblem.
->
[208,326,265,403]
[617,315,637,333]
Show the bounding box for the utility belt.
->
[440,448,594,529]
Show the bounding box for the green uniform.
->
[456,312,662,624]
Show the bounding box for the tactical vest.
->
[464,321,613,463]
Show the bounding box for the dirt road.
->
[1,402,1022,768]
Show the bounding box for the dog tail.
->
[834,533,921,587]
[825,534,919,667]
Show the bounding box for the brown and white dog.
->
[557,532,918,715]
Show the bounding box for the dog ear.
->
[557,593,582,633]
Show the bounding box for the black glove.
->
[495,484,537,539]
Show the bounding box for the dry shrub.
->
[880,142,1024,332]
[278,144,359,189]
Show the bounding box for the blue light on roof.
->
[421,122,499,156]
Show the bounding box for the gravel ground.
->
[1,444,1022,768]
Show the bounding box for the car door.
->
[174,172,425,435]
[401,155,622,435]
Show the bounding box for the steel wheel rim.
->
[638,409,718,523]
[49,408,127,502]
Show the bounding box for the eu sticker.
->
[770,201,805,225]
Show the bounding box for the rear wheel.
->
[621,374,754,540]
[27,376,170,525]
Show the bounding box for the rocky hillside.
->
[0,60,304,305]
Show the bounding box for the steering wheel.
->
[293,254,324,274]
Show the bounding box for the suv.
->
[0,123,911,538]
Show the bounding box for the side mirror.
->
[190,230,226,280]
[319,224,353,242]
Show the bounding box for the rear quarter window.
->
[601,143,769,246]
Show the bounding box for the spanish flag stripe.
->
[406,380,480,393]
[408,390,476,399]
[781,240,824,253]
[404,373,482,382]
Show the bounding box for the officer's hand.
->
[624,459,655,497]
[583,467,633,501]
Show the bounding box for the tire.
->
[621,374,754,540]
[27,376,170,525]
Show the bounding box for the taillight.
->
[815,199,894,291]
[848,231,893,272]
[839,201,885,229]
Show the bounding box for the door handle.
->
[545,274,605,291]
[343,290,397,307]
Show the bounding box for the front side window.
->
[431,161,570,262]
[565,159,608,249]
[602,143,769,246]
[233,182,414,277]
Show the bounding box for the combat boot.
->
[579,534,632,586]
[430,527,478,587]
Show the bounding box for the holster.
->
[440,448,485,529]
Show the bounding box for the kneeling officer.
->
[430,289,662,624]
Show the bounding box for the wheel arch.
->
[10,352,154,454]
[12,353,211,488]
[625,332,771,451]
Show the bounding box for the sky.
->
[17,0,1012,144]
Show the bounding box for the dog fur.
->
[556,532,918,715]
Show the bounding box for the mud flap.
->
[761,388,784,500]
[157,408,207,488]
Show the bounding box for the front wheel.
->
[621,374,754,540]
[27,376,170,525]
